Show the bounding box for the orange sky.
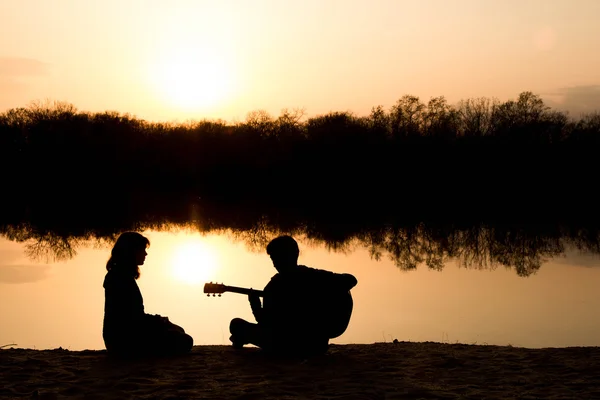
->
[1,0,599,121]
[2,1,600,350]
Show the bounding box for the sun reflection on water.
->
[170,240,218,285]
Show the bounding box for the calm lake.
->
[2,228,600,351]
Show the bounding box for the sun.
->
[149,48,234,110]
[171,240,218,284]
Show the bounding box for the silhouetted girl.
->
[102,232,193,357]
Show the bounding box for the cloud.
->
[543,85,600,118]
[0,80,24,91]
[0,264,51,284]
[0,57,50,109]
[0,57,49,77]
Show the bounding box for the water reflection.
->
[1,201,599,277]
[171,239,219,284]
[0,263,51,284]
[2,230,600,350]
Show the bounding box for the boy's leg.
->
[229,318,270,349]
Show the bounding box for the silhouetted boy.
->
[229,235,357,357]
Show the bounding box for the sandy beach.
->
[1,342,600,399]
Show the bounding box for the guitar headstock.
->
[203,282,225,297]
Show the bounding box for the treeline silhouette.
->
[1,92,600,275]
[1,194,599,277]
[1,92,599,220]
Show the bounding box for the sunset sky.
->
[1,0,599,122]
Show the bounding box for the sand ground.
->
[1,342,600,399]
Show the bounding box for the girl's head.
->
[106,232,150,279]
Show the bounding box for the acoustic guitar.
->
[203,282,353,339]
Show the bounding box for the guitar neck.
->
[224,285,264,297]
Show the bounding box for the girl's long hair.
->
[105,232,150,279]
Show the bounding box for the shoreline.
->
[2,342,600,399]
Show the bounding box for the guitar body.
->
[204,282,354,339]
[322,290,353,339]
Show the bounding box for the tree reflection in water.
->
[1,197,598,277]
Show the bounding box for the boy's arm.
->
[249,294,264,323]
[339,273,358,290]
[316,269,358,291]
